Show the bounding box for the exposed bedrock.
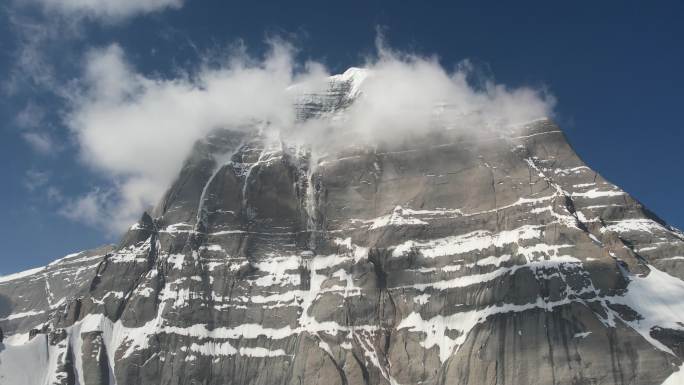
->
[1,85,684,385]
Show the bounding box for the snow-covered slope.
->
[1,70,683,385]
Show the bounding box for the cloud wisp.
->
[63,39,555,233]
[26,0,182,21]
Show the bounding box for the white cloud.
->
[23,169,50,191]
[22,131,55,154]
[3,12,63,95]
[58,188,111,228]
[32,0,182,21]
[65,41,327,232]
[63,39,555,234]
[15,103,46,129]
[14,100,62,156]
[340,43,554,144]
[46,186,64,202]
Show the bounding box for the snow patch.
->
[392,225,542,258]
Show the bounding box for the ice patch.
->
[602,218,666,234]
[662,363,684,385]
[365,206,429,230]
[608,265,684,355]
[413,294,431,305]
[392,225,542,258]
[571,188,625,199]
[0,266,46,284]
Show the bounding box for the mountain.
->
[1,68,684,385]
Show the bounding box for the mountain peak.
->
[329,67,369,97]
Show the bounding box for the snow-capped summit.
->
[327,67,369,98]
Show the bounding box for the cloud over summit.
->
[341,43,554,143]
[63,39,555,233]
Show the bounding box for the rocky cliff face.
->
[1,69,684,385]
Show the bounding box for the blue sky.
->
[1,1,683,274]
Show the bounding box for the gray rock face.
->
[1,69,684,385]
